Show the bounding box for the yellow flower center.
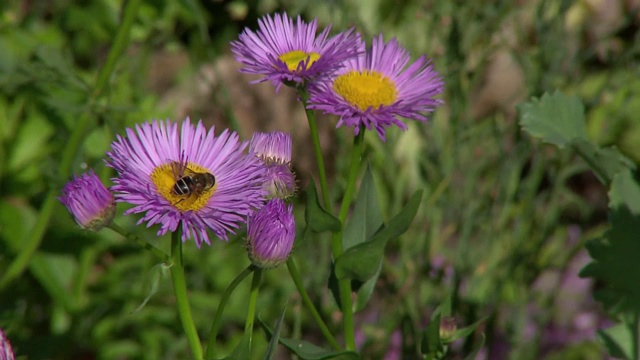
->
[150,162,217,212]
[278,50,321,71]
[333,70,398,111]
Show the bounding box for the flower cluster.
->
[233,13,444,141]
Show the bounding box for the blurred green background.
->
[1,0,639,359]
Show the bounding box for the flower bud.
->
[250,132,296,199]
[59,170,115,231]
[246,198,295,268]
[0,328,15,360]
[439,316,457,343]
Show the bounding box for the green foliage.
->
[2,0,635,358]
[335,190,422,282]
[518,91,587,148]
[305,179,341,233]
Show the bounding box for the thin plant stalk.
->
[298,87,331,208]
[331,128,366,350]
[205,265,254,359]
[286,258,341,350]
[0,0,144,290]
[108,222,169,262]
[245,267,263,352]
[170,229,203,360]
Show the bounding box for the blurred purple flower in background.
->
[0,329,15,360]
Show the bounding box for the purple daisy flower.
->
[59,170,115,231]
[250,132,297,199]
[0,329,15,360]
[231,13,361,91]
[308,35,444,141]
[246,198,295,269]
[106,119,266,247]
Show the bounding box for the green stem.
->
[245,267,263,352]
[298,87,331,209]
[204,265,254,359]
[108,222,169,262]
[170,230,203,360]
[331,128,366,350]
[286,258,341,350]
[0,0,143,291]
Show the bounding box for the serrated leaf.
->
[342,165,384,250]
[518,90,587,148]
[579,169,640,314]
[570,138,635,185]
[335,190,423,281]
[305,179,341,233]
[597,323,634,359]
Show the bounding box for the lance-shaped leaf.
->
[518,90,587,148]
[263,304,287,360]
[335,190,423,282]
[341,165,384,311]
[305,179,341,233]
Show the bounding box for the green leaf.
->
[421,312,442,356]
[462,333,486,360]
[342,165,384,310]
[260,318,359,360]
[278,338,359,360]
[335,190,423,281]
[580,169,640,314]
[305,179,341,233]
[227,331,251,360]
[131,263,169,314]
[518,90,587,148]
[449,316,488,342]
[597,323,634,359]
[570,138,635,185]
[342,164,384,250]
[263,304,287,360]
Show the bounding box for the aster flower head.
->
[308,35,445,141]
[246,198,295,269]
[106,118,266,247]
[250,131,297,199]
[0,329,15,360]
[231,12,361,91]
[59,170,115,231]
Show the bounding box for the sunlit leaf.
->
[518,90,587,148]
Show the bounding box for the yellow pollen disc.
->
[333,70,398,111]
[150,162,217,212]
[278,50,321,71]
